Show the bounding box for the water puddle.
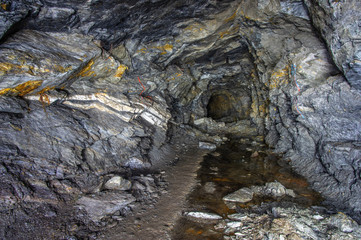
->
[172,138,323,240]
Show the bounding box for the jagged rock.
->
[222,205,361,240]
[0,0,34,41]
[124,157,151,170]
[184,212,223,221]
[76,192,136,222]
[254,181,296,198]
[0,30,101,95]
[193,117,258,137]
[223,182,295,208]
[223,187,254,204]
[304,0,361,89]
[227,213,252,222]
[327,212,359,234]
[104,176,132,191]
[199,141,217,150]
[226,221,242,229]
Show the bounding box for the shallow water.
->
[172,138,323,240]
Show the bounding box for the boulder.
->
[104,176,132,191]
[76,192,136,222]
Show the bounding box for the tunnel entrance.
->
[206,89,251,123]
[207,93,235,122]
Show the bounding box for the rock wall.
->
[0,28,172,239]
[0,0,361,237]
[233,0,361,221]
[304,0,361,89]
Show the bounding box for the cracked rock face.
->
[0,0,361,238]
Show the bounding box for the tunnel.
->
[0,0,361,239]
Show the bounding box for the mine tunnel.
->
[0,0,361,239]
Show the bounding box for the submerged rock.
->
[255,181,296,198]
[204,182,217,193]
[223,187,254,204]
[223,181,295,207]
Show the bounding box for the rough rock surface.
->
[223,181,295,208]
[0,0,361,238]
[304,0,361,89]
[219,204,361,240]
[76,192,136,222]
[104,176,132,191]
[185,212,223,221]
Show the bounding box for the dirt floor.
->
[98,141,210,240]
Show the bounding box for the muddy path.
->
[98,141,209,240]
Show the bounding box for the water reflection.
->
[172,138,323,240]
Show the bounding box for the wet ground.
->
[172,138,323,240]
[97,140,210,240]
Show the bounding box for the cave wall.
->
[235,0,361,221]
[0,0,361,237]
[304,0,361,89]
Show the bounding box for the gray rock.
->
[184,212,223,221]
[327,212,359,234]
[304,0,361,89]
[0,1,32,42]
[222,205,361,240]
[199,141,217,150]
[0,30,101,95]
[227,213,252,222]
[224,181,295,208]
[104,176,132,191]
[204,182,217,193]
[226,221,242,229]
[223,187,254,204]
[124,157,151,170]
[260,181,296,198]
[76,192,136,222]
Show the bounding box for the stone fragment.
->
[204,182,216,193]
[227,213,252,222]
[250,151,259,158]
[132,175,157,193]
[199,141,217,150]
[226,221,242,228]
[194,118,208,125]
[214,221,227,230]
[124,157,151,170]
[223,187,253,203]
[104,176,132,191]
[251,181,296,198]
[262,181,295,198]
[223,181,296,208]
[327,212,358,234]
[76,192,136,222]
[184,212,223,220]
